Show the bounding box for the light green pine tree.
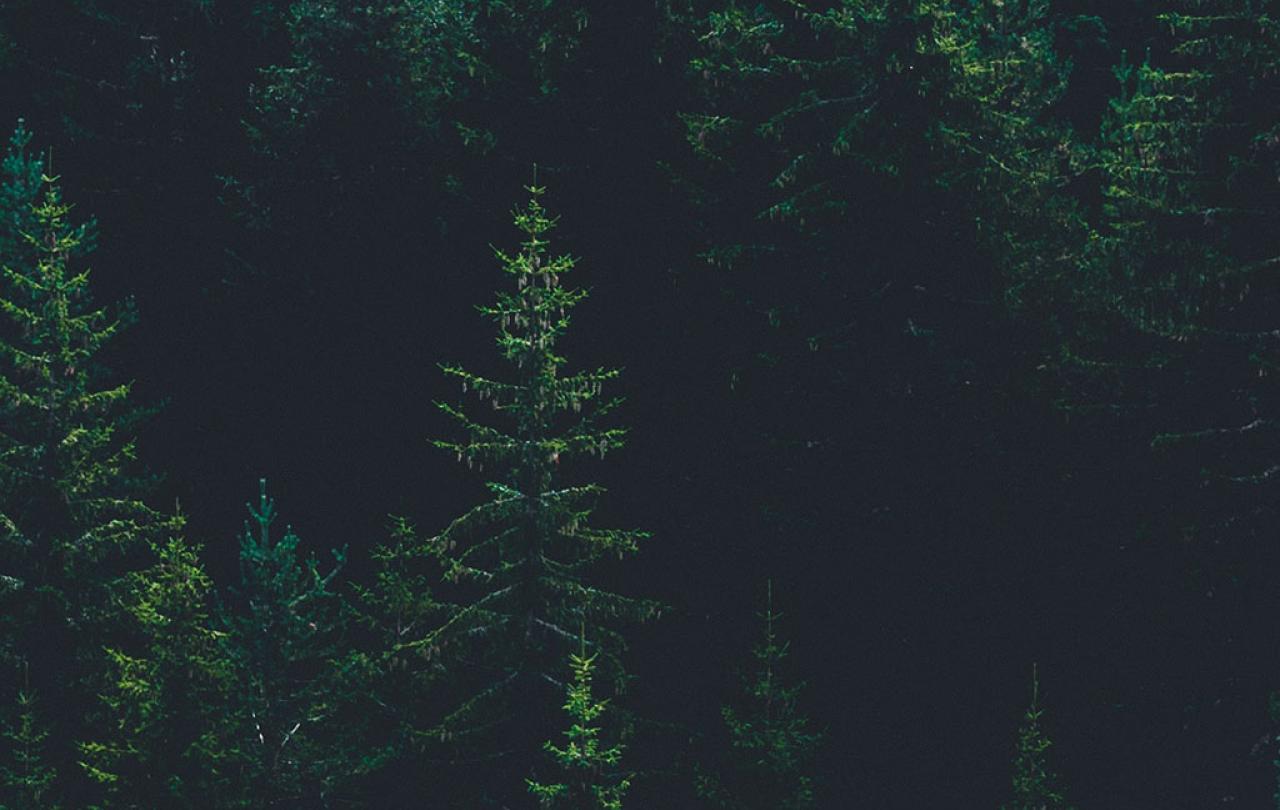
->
[0,130,181,806]
[527,637,632,810]
[80,535,240,809]
[1004,665,1073,810]
[0,664,57,810]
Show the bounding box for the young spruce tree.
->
[1003,666,1073,810]
[0,122,46,274]
[82,535,239,808]
[695,582,820,810]
[351,514,444,798]
[217,479,349,805]
[0,664,56,809]
[376,183,656,806]
[527,636,632,810]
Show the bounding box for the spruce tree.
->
[695,582,820,810]
[0,665,57,810]
[527,640,632,810]
[0,129,181,805]
[349,514,446,799]
[375,183,656,806]
[217,479,349,805]
[1003,666,1073,810]
[81,536,239,809]
[0,121,45,275]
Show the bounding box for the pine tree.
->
[372,183,657,806]
[0,665,57,810]
[1004,665,1073,810]
[81,536,239,808]
[349,514,446,798]
[0,121,46,275]
[217,478,349,805]
[695,582,820,810]
[0,128,181,805]
[527,640,632,810]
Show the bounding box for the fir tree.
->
[1004,665,1073,810]
[374,183,657,806]
[695,582,820,810]
[0,665,57,810]
[0,129,180,805]
[81,536,239,809]
[350,513,444,791]
[0,121,45,274]
[217,478,349,805]
[527,638,632,810]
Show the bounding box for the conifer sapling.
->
[696,581,820,810]
[527,630,632,809]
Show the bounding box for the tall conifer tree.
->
[1073,3,1280,532]
[373,183,656,806]
[0,127,181,805]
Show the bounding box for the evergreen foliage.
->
[1003,666,1073,810]
[0,666,57,810]
[0,121,44,274]
[680,0,1083,333]
[236,0,598,233]
[1048,10,1280,784]
[217,479,350,806]
[672,0,1092,548]
[8,4,1280,806]
[527,642,632,810]
[81,536,238,809]
[237,0,479,230]
[365,183,656,806]
[0,127,180,805]
[695,582,819,810]
[426,182,654,702]
[348,514,445,797]
[1074,3,1280,524]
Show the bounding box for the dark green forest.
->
[0,1,1277,807]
